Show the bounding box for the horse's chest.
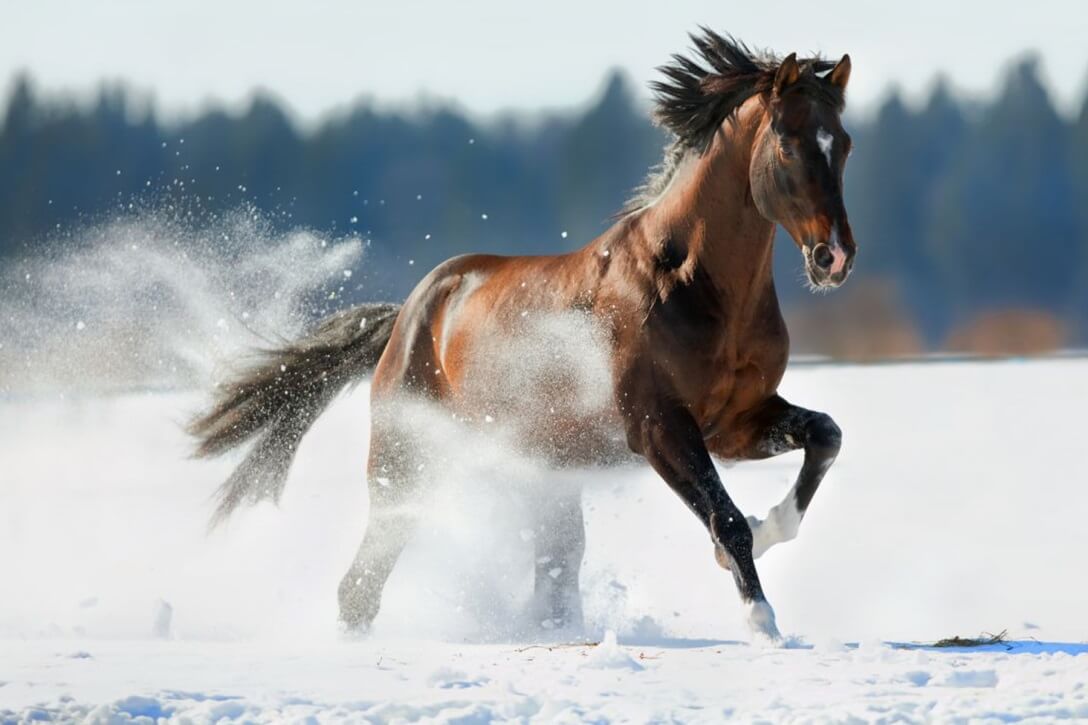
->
[646,274,787,402]
[672,319,789,432]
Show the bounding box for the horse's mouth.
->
[805,266,848,291]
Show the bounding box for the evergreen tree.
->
[556,71,663,244]
[926,58,1079,325]
[848,81,966,338]
[1,61,1087,347]
[1068,86,1088,338]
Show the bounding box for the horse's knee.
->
[806,413,841,462]
[710,510,754,554]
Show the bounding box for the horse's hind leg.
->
[531,485,585,631]
[338,431,421,632]
[725,395,842,560]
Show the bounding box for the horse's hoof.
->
[746,599,782,645]
[339,626,370,640]
[337,612,373,639]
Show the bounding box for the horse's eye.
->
[779,143,796,160]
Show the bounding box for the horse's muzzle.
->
[804,241,854,289]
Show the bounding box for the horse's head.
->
[749,53,856,290]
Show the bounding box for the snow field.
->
[2,360,1087,721]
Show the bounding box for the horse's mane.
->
[623,28,843,215]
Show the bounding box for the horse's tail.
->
[188,302,401,527]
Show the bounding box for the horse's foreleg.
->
[732,396,842,560]
[531,485,585,631]
[628,401,781,642]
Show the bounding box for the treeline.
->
[2,59,1087,353]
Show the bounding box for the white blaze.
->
[816,127,834,168]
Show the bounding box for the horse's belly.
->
[521,409,631,466]
[449,308,630,466]
[452,376,628,466]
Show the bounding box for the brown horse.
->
[190,29,857,642]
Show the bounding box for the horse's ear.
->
[774,53,800,96]
[828,54,852,90]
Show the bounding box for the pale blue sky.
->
[3,0,1087,120]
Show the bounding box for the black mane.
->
[623,28,842,214]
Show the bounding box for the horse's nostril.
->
[812,244,833,271]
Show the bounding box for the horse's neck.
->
[641,103,777,301]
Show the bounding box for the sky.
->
[3,0,1087,122]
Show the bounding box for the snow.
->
[3,638,1087,722]
[582,631,643,670]
[2,359,1088,721]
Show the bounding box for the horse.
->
[189,29,857,643]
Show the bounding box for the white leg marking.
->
[746,599,782,643]
[749,498,803,559]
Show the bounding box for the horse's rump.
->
[374,252,629,465]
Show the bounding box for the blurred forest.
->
[2,57,1087,358]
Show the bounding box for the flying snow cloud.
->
[0,207,363,393]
